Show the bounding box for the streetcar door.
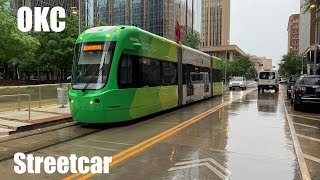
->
[203,72,210,97]
[187,73,195,97]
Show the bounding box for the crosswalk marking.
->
[297,134,320,143]
[293,122,320,130]
[304,154,320,164]
[168,158,231,179]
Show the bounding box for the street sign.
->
[168,158,231,179]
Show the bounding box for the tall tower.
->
[201,0,230,47]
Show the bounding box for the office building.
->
[200,0,245,61]
[299,0,320,74]
[249,55,273,72]
[287,14,300,54]
[201,0,230,48]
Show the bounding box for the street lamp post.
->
[311,4,318,75]
[225,40,229,85]
[78,0,81,35]
[302,55,306,74]
[71,1,81,35]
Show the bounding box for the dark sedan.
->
[292,75,320,111]
[286,75,301,99]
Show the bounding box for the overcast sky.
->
[230,0,300,67]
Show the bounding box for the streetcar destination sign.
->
[83,44,103,51]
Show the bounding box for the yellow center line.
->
[63,89,255,180]
[62,105,219,180]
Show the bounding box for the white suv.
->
[229,77,247,90]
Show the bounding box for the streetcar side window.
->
[118,54,139,89]
[139,58,161,87]
[118,54,178,89]
[212,69,222,82]
[161,61,177,86]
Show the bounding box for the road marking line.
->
[290,115,320,122]
[168,162,228,180]
[175,158,231,175]
[293,122,320,130]
[297,134,320,143]
[64,89,256,180]
[282,99,311,180]
[304,154,320,164]
[77,103,231,180]
[143,121,180,125]
[68,144,122,152]
[87,139,134,146]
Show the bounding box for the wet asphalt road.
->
[0,84,319,180]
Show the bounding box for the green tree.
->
[225,56,257,79]
[0,0,39,79]
[183,32,201,49]
[34,15,85,80]
[279,53,305,77]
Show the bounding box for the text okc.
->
[17,7,66,32]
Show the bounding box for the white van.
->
[258,70,279,92]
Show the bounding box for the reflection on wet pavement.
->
[281,84,320,180]
[92,89,301,180]
[0,86,318,179]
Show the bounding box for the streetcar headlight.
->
[71,99,74,103]
[90,100,94,105]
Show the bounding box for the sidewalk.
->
[0,104,72,136]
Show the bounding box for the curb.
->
[9,114,73,135]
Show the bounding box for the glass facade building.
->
[97,0,109,23]
[113,0,126,25]
[131,0,144,28]
[94,0,201,41]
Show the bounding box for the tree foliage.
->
[183,32,201,49]
[279,53,305,77]
[0,1,111,80]
[33,15,83,79]
[224,56,257,79]
[0,0,39,78]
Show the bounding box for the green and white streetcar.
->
[69,26,223,123]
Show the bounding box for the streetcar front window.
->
[71,42,116,90]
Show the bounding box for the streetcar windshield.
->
[71,41,116,90]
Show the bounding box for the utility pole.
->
[225,40,229,85]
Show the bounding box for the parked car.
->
[292,75,320,111]
[229,77,247,90]
[287,75,301,99]
[280,77,287,84]
[258,70,279,92]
